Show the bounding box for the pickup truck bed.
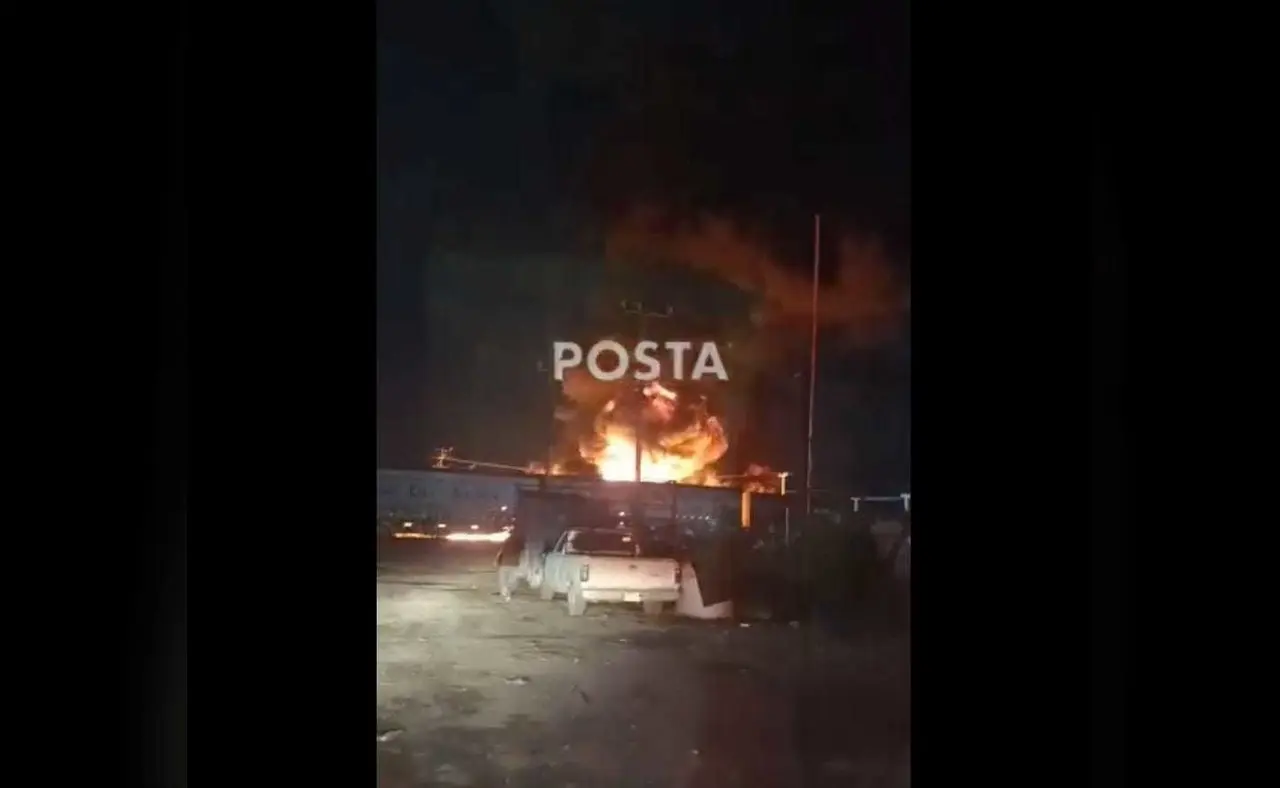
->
[574,556,680,604]
[534,528,682,616]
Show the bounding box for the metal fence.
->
[739,490,911,583]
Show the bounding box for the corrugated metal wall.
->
[377,468,742,528]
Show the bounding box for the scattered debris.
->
[376,728,404,743]
[789,620,801,628]
[574,685,591,704]
[505,676,530,685]
[739,622,751,628]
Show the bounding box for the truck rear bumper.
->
[581,588,679,604]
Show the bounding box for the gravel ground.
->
[377,542,910,788]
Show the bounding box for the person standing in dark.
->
[494,531,527,602]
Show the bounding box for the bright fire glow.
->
[594,430,723,483]
[444,532,510,543]
[529,379,758,487]
[585,382,727,484]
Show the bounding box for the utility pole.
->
[799,217,822,706]
[804,214,821,516]
[778,470,792,545]
[621,300,672,483]
[535,358,558,482]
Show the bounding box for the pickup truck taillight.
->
[579,564,590,582]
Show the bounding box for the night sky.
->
[377,0,910,493]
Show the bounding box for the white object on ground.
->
[675,561,734,620]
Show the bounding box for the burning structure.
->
[576,381,726,484]
[429,209,907,496]
[527,366,774,490]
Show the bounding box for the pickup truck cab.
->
[535,527,681,616]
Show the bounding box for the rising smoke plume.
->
[606,207,909,355]
[541,208,907,488]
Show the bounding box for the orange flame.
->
[544,382,729,485]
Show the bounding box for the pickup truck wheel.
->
[539,581,555,601]
[642,599,665,616]
[566,585,587,617]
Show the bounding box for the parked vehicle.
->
[529,527,681,617]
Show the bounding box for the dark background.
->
[377,0,911,492]
[9,0,1136,784]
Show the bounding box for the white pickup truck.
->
[530,527,681,617]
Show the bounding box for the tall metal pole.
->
[535,359,557,485]
[799,217,822,696]
[804,214,821,516]
[622,301,671,484]
[546,374,556,484]
[635,310,648,484]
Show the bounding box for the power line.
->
[431,447,537,475]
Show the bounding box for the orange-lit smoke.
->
[606,208,907,348]
[529,209,895,491]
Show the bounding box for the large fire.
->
[591,386,727,483]
[524,373,783,491]
[552,381,729,485]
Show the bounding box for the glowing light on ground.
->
[444,532,510,543]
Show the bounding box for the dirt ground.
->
[377,541,910,788]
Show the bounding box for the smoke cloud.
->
[544,208,907,483]
[605,207,908,350]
